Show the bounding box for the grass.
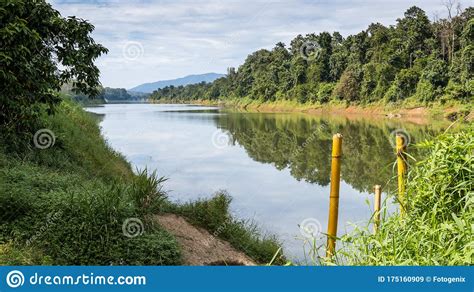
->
[300,125,473,265]
[0,97,283,265]
[0,99,182,265]
[162,192,286,265]
[8,95,466,266]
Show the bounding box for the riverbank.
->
[0,98,283,266]
[2,99,471,266]
[151,98,473,123]
[340,127,473,265]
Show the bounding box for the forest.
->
[1,0,472,267]
[0,0,281,265]
[150,6,473,106]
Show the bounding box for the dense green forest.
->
[1,0,472,266]
[151,6,473,106]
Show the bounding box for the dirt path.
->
[155,214,256,266]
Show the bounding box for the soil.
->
[180,99,471,125]
[155,214,256,266]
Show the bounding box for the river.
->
[86,103,446,262]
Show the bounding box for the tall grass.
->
[1,98,284,265]
[338,127,473,265]
[0,99,181,265]
[162,192,286,265]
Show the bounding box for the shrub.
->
[332,65,362,102]
[340,128,473,265]
[414,79,437,103]
[292,84,308,104]
[442,80,468,101]
[384,68,419,102]
[317,83,335,103]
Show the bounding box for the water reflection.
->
[214,112,444,193]
[85,104,447,261]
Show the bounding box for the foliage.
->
[0,0,107,142]
[332,65,362,101]
[339,128,473,265]
[162,192,285,265]
[0,101,181,265]
[385,68,419,102]
[149,6,473,106]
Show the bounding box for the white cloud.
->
[49,0,451,88]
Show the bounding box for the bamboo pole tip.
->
[333,133,343,139]
[374,185,381,191]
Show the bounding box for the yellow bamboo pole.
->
[396,134,407,217]
[326,133,342,258]
[373,185,382,234]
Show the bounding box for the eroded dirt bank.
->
[155,214,256,266]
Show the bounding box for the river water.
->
[86,103,446,262]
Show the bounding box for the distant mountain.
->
[129,73,225,93]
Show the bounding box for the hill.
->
[129,73,225,93]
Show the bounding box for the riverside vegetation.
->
[0,98,283,265]
[150,6,473,115]
[0,0,282,265]
[343,128,473,265]
[307,126,473,266]
[1,0,472,266]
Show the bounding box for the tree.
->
[333,65,362,102]
[395,6,432,66]
[148,6,472,107]
[385,68,419,102]
[313,32,332,82]
[0,0,108,135]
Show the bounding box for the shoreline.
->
[150,98,473,125]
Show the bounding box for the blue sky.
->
[49,0,461,88]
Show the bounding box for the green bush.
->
[292,84,309,104]
[442,80,468,101]
[332,65,362,102]
[340,128,473,265]
[317,83,335,103]
[414,79,437,103]
[384,68,419,102]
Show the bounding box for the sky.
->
[48,0,463,89]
